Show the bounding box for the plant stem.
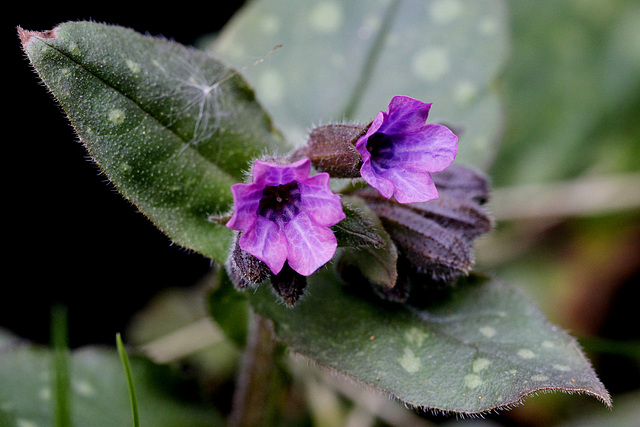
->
[341,0,402,120]
[228,312,277,427]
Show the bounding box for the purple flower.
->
[226,157,345,276]
[355,96,458,204]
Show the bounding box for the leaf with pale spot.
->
[20,22,288,264]
[0,332,224,426]
[208,0,509,170]
[248,270,611,414]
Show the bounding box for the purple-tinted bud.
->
[354,164,493,289]
[226,233,270,289]
[270,263,308,307]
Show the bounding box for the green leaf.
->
[208,0,509,170]
[333,196,387,249]
[20,22,287,264]
[247,270,611,414]
[490,0,640,186]
[116,334,140,427]
[0,340,225,426]
[335,196,398,288]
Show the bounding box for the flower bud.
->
[290,124,367,178]
[226,232,270,289]
[355,164,493,285]
[270,262,308,307]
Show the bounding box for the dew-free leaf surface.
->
[248,271,611,414]
[20,22,287,264]
[209,0,509,170]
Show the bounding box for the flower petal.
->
[253,157,312,186]
[284,213,338,276]
[382,168,439,204]
[359,160,395,199]
[355,111,385,164]
[354,96,458,204]
[239,216,287,274]
[378,96,432,135]
[226,182,263,231]
[392,124,457,172]
[298,172,346,226]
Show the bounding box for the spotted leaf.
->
[208,0,509,170]
[248,270,612,414]
[19,22,288,264]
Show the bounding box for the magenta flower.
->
[355,96,458,204]
[226,157,345,277]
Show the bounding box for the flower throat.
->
[258,182,302,223]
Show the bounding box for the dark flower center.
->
[366,133,395,172]
[258,182,302,224]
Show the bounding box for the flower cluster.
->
[224,95,481,306]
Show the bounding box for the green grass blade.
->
[116,333,140,427]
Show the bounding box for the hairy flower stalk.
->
[226,157,345,304]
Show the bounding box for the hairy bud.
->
[226,233,270,289]
[355,164,493,287]
[270,263,308,307]
[290,124,367,178]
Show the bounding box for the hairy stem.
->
[228,312,277,427]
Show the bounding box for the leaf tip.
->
[17,25,58,48]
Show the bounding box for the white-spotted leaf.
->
[248,270,611,414]
[208,0,509,170]
[20,22,288,264]
[0,332,225,426]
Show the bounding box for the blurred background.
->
[4,0,639,425]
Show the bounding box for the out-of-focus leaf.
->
[20,22,287,264]
[208,0,509,170]
[248,270,611,414]
[0,342,225,426]
[490,0,640,186]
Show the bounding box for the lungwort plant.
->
[9,1,614,425]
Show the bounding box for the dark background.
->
[4,4,245,348]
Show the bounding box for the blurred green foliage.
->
[490,0,640,186]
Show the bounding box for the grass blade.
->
[116,333,140,427]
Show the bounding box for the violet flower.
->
[355,96,458,204]
[226,157,345,277]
